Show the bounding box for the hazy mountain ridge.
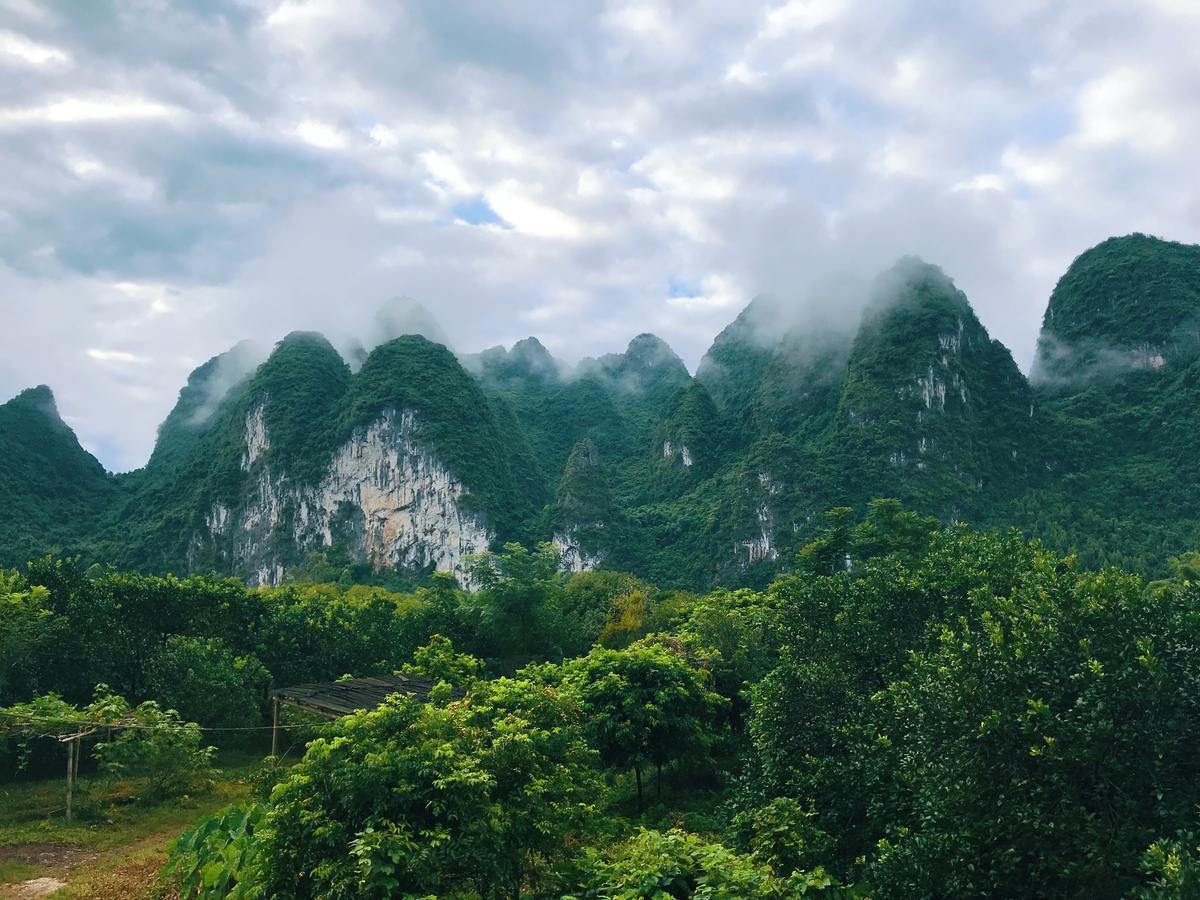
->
[3,233,1198,587]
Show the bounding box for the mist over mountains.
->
[3,233,1199,588]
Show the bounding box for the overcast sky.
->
[1,0,1198,471]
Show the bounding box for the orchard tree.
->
[398,634,482,692]
[562,642,724,809]
[468,542,564,661]
[257,677,599,898]
[146,635,269,729]
[854,564,1200,897]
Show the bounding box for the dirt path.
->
[0,845,96,898]
[0,831,181,900]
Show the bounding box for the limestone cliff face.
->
[194,406,492,585]
[661,440,694,467]
[734,470,783,566]
[553,529,606,573]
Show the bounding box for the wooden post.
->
[65,739,74,823]
[271,697,280,760]
[73,736,81,782]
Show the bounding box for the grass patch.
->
[51,835,175,899]
[0,750,266,896]
[0,858,42,882]
[0,754,259,851]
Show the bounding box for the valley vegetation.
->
[5,503,1200,897]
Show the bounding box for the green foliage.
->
[256,680,600,898]
[579,827,777,898]
[1135,833,1200,898]
[796,499,937,574]
[0,571,49,703]
[730,797,835,881]
[570,828,840,898]
[469,541,565,661]
[1,685,131,775]
[2,684,214,802]
[856,567,1200,897]
[96,700,216,799]
[0,386,115,568]
[597,590,656,649]
[398,634,482,687]
[167,802,267,899]
[1,559,469,764]
[10,511,1200,896]
[553,570,655,657]
[147,636,269,730]
[562,642,725,808]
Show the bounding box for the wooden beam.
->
[65,739,74,823]
[271,697,280,760]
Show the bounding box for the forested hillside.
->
[2,233,1199,587]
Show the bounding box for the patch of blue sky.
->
[453,195,507,227]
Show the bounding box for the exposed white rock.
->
[206,503,230,534]
[199,406,492,586]
[241,406,268,470]
[663,440,695,468]
[738,503,778,565]
[916,365,947,411]
[757,472,783,494]
[553,529,606,573]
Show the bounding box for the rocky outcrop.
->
[196,406,491,585]
[662,440,694,467]
[553,529,607,573]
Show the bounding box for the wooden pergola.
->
[269,674,441,756]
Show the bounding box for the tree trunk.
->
[635,764,644,811]
[656,761,663,799]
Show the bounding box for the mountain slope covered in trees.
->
[2,233,1199,586]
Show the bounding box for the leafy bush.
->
[256,680,600,898]
[397,634,481,687]
[167,803,266,899]
[562,642,725,809]
[96,701,215,799]
[857,567,1200,898]
[147,636,269,729]
[570,828,841,898]
[731,797,835,881]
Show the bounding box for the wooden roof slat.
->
[272,673,444,719]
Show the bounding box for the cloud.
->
[0,95,177,126]
[0,0,1198,471]
[485,180,586,240]
[86,348,149,365]
[0,28,69,66]
[294,119,348,150]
